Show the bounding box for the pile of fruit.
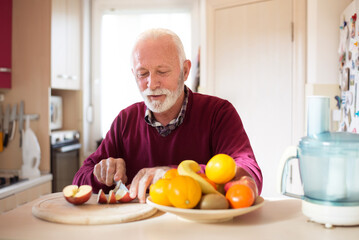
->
[149,154,258,209]
[62,154,258,208]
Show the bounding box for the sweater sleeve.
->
[72,115,122,194]
[211,100,263,195]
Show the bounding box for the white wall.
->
[307,0,353,84]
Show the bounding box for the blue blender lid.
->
[299,132,359,150]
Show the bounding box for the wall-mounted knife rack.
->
[0,114,39,121]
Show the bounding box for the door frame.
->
[199,0,306,145]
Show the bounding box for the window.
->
[100,12,192,137]
[84,0,199,155]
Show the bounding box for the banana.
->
[178,160,221,195]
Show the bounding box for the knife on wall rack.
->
[0,102,39,149]
[9,103,17,141]
[3,105,10,147]
[0,105,3,152]
[19,101,24,147]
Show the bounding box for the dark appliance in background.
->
[0,172,23,189]
[51,130,81,192]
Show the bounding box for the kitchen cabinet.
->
[0,0,12,89]
[51,0,81,90]
[0,175,52,213]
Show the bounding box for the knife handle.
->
[19,132,22,148]
[3,134,8,147]
[0,132,3,152]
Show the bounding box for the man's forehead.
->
[133,42,179,69]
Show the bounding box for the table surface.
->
[0,194,358,240]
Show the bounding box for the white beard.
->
[141,74,184,113]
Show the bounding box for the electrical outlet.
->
[0,94,4,102]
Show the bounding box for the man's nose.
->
[147,73,160,90]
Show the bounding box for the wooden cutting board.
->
[32,193,158,225]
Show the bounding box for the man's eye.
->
[137,72,148,78]
[158,71,168,75]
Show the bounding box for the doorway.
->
[203,0,305,197]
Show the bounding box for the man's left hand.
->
[129,166,171,203]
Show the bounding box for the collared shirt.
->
[144,86,189,137]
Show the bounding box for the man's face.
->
[132,36,185,113]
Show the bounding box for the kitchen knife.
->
[9,103,17,141]
[3,104,10,147]
[19,101,24,147]
[113,180,123,193]
[113,180,129,193]
[0,105,3,152]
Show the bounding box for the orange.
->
[198,173,217,190]
[205,154,237,184]
[225,184,255,209]
[149,178,172,206]
[162,168,178,180]
[167,175,202,209]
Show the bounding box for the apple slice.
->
[97,189,107,204]
[63,185,92,205]
[108,190,117,204]
[115,188,134,203]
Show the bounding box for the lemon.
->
[205,154,237,184]
[149,179,172,206]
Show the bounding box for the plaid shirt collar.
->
[144,86,189,137]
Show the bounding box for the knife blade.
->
[0,105,3,152]
[3,104,10,147]
[9,103,17,141]
[113,180,129,193]
[19,101,24,147]
[113,180,122,193]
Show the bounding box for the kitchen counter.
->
[0,194,358,240]
[0,174,52,199]
[0,174,52,213]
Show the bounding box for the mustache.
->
[142,88,172,96]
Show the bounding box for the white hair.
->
[131,28,186,68]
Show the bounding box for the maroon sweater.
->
[73,89,263,194]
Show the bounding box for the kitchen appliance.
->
[0,171,24,189]
[50,96,62,130]
[21,116,41,179]
[50,130,81,192]
[279,96,359,228]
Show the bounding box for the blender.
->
[278,96,359,228]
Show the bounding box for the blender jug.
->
[278,96,359,205]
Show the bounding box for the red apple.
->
[115,188,134,203]
[224,176,258,198]
[63,185,92,205]
[97,189,107,204]
[107,190,117,204]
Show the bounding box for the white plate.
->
[146,196,264,223]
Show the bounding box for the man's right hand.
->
[93,157,127,186]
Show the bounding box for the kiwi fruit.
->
[198,193,229,210]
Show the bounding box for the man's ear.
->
[183,60,192,81]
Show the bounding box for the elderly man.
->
[73,28,262,203]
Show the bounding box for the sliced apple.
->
[63,185,92,205]
[115,188,134,203]
[107,190,117,204]
[97,189,107,204]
